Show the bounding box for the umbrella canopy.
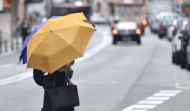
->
[19,16,61,64]
[27,12,96,73]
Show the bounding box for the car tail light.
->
[111,22,115,27]
[159,25,165,30]
[179,36,183,40]
[112,29,118,35]
[142,19,147,26]
[136,29,141,35]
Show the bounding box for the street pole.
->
[45,0,53,18]
[11,0,20,51]
[11,0,14,51]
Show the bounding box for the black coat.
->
[33,69,75,111]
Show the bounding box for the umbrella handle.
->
[83,20,95,28]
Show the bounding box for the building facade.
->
[90,0,145,20]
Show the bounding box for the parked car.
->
[179,19,190,68]
[90,13,107,24]
[172,29,185,64]
[172,18,188,65]
[149,13,160,33]
[167,19,178,41]
[149,12,178,33]
[112,21,141,45]
[185,37,190,70]
[158,18,175,38]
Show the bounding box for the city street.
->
[0,25,190,111]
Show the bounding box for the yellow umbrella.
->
[27,12,96,73]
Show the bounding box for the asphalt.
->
[0,26,189,111]
[111,28,190,111]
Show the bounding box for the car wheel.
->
[172,53,176,64]
[113,39,117,45]
[176,52,180,64]
[150,28,154,33]
[186,63,190,70]
[180,62,186,68]
[137,38,141,45]
[185,51,190,70]
[180,53,186,68]
[168,38,172,41]
[159,34,163,38]
[141,31,144,35]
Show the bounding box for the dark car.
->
[112,21,141,45]
[158,18,174,38]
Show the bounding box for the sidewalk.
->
[0,37,22,57]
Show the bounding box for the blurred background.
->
[0,0,190,111]
[0,0,190,55]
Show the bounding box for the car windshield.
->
[162,18,175,26]
[116,22,137,30]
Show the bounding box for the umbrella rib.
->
[53,26,78,32]
[27,32,51,60]
[33,19,52,37]
[53,25,95,32]
[53,32,83,57]
[33,30,50,37]
[27,31,50,55]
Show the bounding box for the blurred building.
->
[0,0,12,41]
[180,0,190,16]
[145,0,175,14]
[89,0,145,20]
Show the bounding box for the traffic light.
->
[178,0,183,4]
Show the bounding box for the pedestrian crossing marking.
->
[131,105,156,109]
[153,93,177,97]
[159,90,182,94]
[146,96,170,100]
[138,100,164,104]
[121,90,182,111]
[127,109,148,111]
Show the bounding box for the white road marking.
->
[131,105,156,109]
[0,70,33,86]
[159,90,182,94]
[145,96,170,101]
[0,63,16,68]
[176,83,190,89]
[127,109,148,111]
[153,93,177,97]
[138,100,164,105]
[122,90,182,111]
[0,29,112,86]
[176,86,190,89]
[122,105,155,111]
[74,80,120,84]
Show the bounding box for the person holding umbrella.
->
[19,13,96,111]
[33,60,75,111]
